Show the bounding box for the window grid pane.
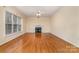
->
[6,24,12,35]
[5,11,12,35]
[6,12,12,24]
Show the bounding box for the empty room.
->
[0,6,79,53]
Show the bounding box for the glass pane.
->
[18,25,21,31]
[17,16,21,24]
[5,12,12,24]
[13,24,17,32]
[13,15,17,24]
[17,16,21,32]
[6,24,12,34]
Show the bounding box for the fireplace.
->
[35,27,42,33]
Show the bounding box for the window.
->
[5,12,12,35]
[13,15,18,32]
[17,17,21,31]
[5,11,21,35]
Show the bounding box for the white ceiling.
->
[16,6,60,17]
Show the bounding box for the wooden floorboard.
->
[0,33,79,53]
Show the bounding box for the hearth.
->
[35,27,42,33]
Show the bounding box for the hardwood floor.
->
[0,33,79,53]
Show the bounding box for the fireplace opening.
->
[35,27,42,33]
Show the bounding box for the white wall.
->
[26,17,51,33]
[0,7,4,41]
[51,7,79,47]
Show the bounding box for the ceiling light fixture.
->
[36,11,41,18]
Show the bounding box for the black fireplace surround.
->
[35,27,42,33]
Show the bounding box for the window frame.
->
[5,11,22,36]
